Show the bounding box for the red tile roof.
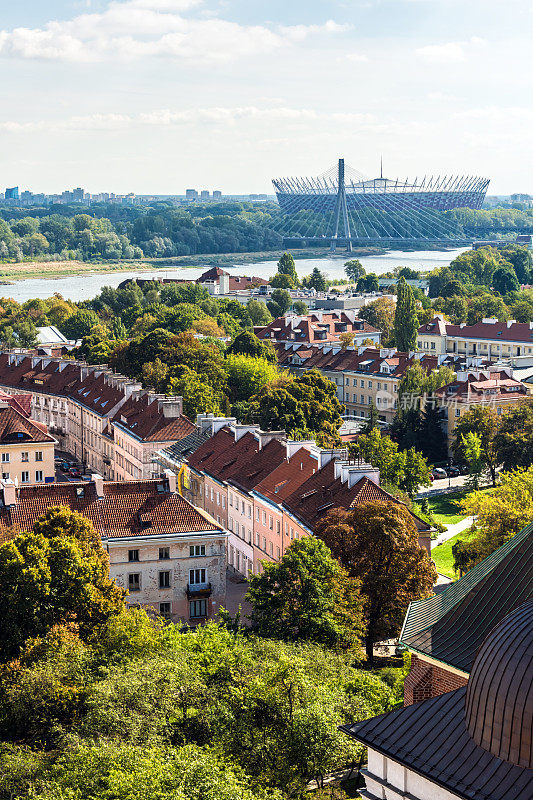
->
[0,405,55,444]
[113,395,195,442]
[256,312,379,344]
[275,343,440,377]
[420,316,533,343]
[436,370,527,402]
[0,391,32,417]
[198,267,268,290]
[255,446,318,502]
[0,479,223,541]
[284,460,431,532]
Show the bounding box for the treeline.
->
[0,200,532,262]
[0,202,282,261]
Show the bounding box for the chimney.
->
[234,424,260,441]
[196,415,236,436]
[158,397,184,418]
[311,446,348,470]
[256,430,286,449]
[507,320,517,328]
[164,469,177,493]
[2,480,16,507]
[286,439,313,459]
[91,474,104,498]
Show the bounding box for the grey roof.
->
[158,428,211,463]
[342,686,533,800]
[400,521,533,674]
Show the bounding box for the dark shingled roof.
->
[400,521,533,674]
[159,428,212,463]
[342,686,533,800]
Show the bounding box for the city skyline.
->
[0,0,531,195]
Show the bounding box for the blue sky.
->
[0,0,531,195]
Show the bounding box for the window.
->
[159,547,170,560]
[159,602,171,618]
[276,546,281,560]
[21,471,29,483]
[276,520,280,534]
[129,549,140,563]
[1,453,9,463]
[190,544,206,557]
[269,515,273,530]
[216,491,220,506]
[255,532,260,546]
[248,504,251,518]
[360,380,365,388]
[262,536,266,551]
[256,507,260,521]
[159,571,171,588]
[346,392,350,402]
[21,452,29,462]
[455,409,461,417]
[230,493,233,507]
[190,599,207,618]
[222,496,226,509]
[189,568,206,585]
[128,573,140,592]
[262,511,266,525]
[269,542,274,556]
[35,451,43,462]
[35,470,43,483]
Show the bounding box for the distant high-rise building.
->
[186,189,198,200]
[200,190,210,200]
[5,187,19,200]
[72,187,84,202]
[212,190,222,200]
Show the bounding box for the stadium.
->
[272,159,489,249]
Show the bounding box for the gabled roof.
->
[0,479,223,541]
[419,316,533,343]
[400,521,533,674]
[284,460,432,533]
[159,428,212,463]
[255,446,317,502]
[342,686,533,800]
[113,395,194,442]
[0,405,55,444]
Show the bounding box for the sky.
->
[0,0,531,196]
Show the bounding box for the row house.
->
[0,352,194,480]
[0,470,227,624]
[276,343,461,423]
[0,400,56,485]
[255,310,381,346]
[418,314,533,360]
[159,419,433,575]
[436,367,528,446]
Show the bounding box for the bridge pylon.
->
[330,158,352,253]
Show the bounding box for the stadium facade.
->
[272,159,490,249]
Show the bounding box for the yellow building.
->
[0,401,56,485]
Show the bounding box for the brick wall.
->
[404,654,468,705]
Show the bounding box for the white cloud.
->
[416,36,485,64]
[0,1,346,63]
[342,52,368,63]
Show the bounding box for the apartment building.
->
[436,367,527,445]
[0,401,56,485]
[418,315,533,360]
[0,471,227,624]
[256,310,381,346]
[159,419,433,575]
[0,352,194,480]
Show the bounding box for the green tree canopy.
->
[393,276,418,352]
[247,537,365,650]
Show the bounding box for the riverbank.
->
[0,247,385,282]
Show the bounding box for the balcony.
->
[186,582,212,599]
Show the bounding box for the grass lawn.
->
[432,527,477,579]
[426,492,468,526]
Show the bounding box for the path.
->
[433,516,474,548]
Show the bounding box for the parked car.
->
[69,467,82,478]
[431,467,447,480]
[59,461,71,472]
[447,465,461,477]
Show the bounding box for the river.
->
[0,248,467,303]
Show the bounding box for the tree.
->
[292,300,308,315]
[0,507,125,660]
[169,367,223,419]
[362,402,379,433]
[419,395,448,463]
[248,369,344,443]
[358,297,395,345]
[453,406,500,485]
[316,503,435,661]
[224,355,279,403]
[226,330,277,363]
[277,252,298,284]
[492,265,519,294]
[393,277,418,352]
[247,537,365,650]
[344,259,365,282]
[455,466,533,572]
[60,308,100,340]
[306,267,327,292]
[245,298,272,326]
[492,400,533,472]
[357,274,379,293]
[270,272,296,289]
[267,288,291,318]
[461,431,484,490]
[355,428,431,496]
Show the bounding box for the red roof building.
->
[255,310,380,346]
[418,314,533,361]
[0,472,227,624]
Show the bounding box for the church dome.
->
[465,600,533,768]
